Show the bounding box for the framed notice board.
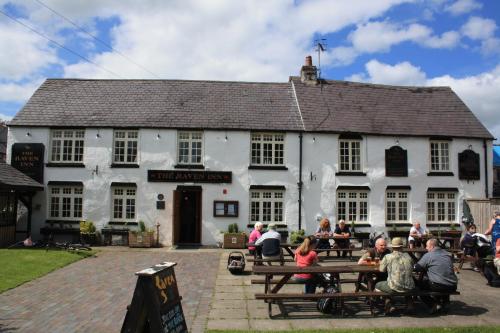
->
[121,262,187,333]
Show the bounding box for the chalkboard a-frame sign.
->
[121,262,187,333]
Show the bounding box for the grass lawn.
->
[0,249,95,293]
[208,328,499,333]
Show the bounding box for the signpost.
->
[11,143,44,183]
[121,262,187,333]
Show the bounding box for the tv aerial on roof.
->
[314,38,327,79]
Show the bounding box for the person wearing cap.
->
[485,211,500,255]
[254,223,282,260]
[414,238,458,314]
[333,219,352,258]
[376,237,416,314]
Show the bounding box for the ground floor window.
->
[337,190,368,223]
[250,190,284,223]
[386,190,409,223]
[112,187,136,221]
[49,186,83,219]
[427,191,456,223]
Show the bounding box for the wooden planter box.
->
[128,231,155,248]
[223,233,247,249]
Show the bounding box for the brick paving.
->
[0,247,219,333]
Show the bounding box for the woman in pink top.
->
[248,222,263,257]
[293,236,319,293]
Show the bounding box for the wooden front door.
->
[173,187,201,245]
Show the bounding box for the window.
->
[339,139,361,171]
[112,187,136,221]
[48,186,83,220]
[337,190,368,223]
[250,190,284,223]
[50,129,85,163]
[251,133,285,166]
[430,141,450,171]
[427,191,456,223]
[113,130,138,164]
[386,190,409,223]
[177,131,203,165]
[213,201,239,217]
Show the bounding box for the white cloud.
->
[0,80,43,102]
[0,113,13,121]
[445,0,482,16]
[324,47,359,67]
[461,16,497,40]
[420,30,461,48]
[481,38,500,56]
[347,60,500,139]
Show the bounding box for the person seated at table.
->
[333,219,352,258]
[292,236,319,293]
[315,217,332,250]
[414,238,458,314]
[248,222,264,258]
[460,224,479,271]
[375,237,416,314]
[255,223,282,260]
[408,221,428,249]
[483,238,500,287]
[485,211,500,255]
[358,238,391,287]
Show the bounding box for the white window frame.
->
[427,191,456,223]
[339,139,362,172]
[249,189,284,223]
[385,190,409,224]
[250,133,285,166]
[336,190,368,223]
[111,187,136,221]
[50,129,85,163]
[177,131,203,165]
[113,130,138,164]
[430,140,450,172]
[48,186,83,220]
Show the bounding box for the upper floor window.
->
[250,189,284,223]
[251,133,284,166]
[339,137,362,172]
[113,130,138,164]
[427,191,456,223]
[50,129,84,163]
[112,187,136,221]
[386,190,409,223]
[178,131,203,165]
[337,189,368,223]
[49,186,83,220]
[430,141,450,172]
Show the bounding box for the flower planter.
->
[128,231,155,248]
[223,233,247,249]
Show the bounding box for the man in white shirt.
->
[408,221,427,249]
[255,223,282,260]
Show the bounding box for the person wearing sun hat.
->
[376,237,416,314]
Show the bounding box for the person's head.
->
[375,238,387,253]
[426,238,438,252]
[267,223,277,231]
[414,221,421,229]
[254,222,263,232]
[494,211,500,219]
[391,237,403,251]
[297,236,317,255]
[339,219,346,228]
[319,218,330,230]
[467,224,476,233]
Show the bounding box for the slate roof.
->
[9,77,493,139]
[9,79,303,131]
[0,162,43,191]
[291,77,493,139]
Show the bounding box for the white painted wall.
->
[7,127,492,245]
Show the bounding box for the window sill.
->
[248,165,288,170]
[46,163,85,168]
[335,171,367,176]
[174,164,205,169]
[108,221,138,226]
[247,223,287,228]
[45,220,80,225]
[110,164,139,168]
[427,172,454,176]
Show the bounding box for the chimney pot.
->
[305,56,312,67]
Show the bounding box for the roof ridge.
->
[45,78,289,85]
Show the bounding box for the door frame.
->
[172,185,202,245]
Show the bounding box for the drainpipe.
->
[484,139,489,198]
[298,132,303,230]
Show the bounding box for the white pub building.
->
[6,57,494,246]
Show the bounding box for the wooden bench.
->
[255,290,460,317]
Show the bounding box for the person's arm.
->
[378,256,388,272]
[485,219,495,235]
[496,239,500,254]
[254,234,265,246]
[415,253,430,272]
[358,251,369,265]
[333,227,342,236]
[343,226,351,237]
[409,227,419,237]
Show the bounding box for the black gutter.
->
[484,139,489,198]
[298,132,303,230]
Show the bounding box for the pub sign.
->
[11,143,45,183]
[458,149,480,180]
[385,146,408,177]
[148,170,232,183]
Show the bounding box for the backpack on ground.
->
[227,251,246,274]
[316,274,340,314]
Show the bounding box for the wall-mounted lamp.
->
[312,137,316,143]
[224,135,228,142]
[95,133,100,138]
[468,144,473,150]
[156,133,161,140]
[92,165,99,176]
[395,138,400,145]
[26,132,31,137]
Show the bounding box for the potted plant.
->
[80,220,97,245]
[290,229,306,244]
[350,221,356,236]
[223,223,247,249]
[129,220,155,248]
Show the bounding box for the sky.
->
[0,0,499,140]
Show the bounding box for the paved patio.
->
[0,247,499,332]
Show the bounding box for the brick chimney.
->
[300,55,318,85]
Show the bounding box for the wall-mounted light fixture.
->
[156,133,161,140]
[224,135,228,142]
[312,137,316,143]
[96,133,100,138]
[468,144,473,150]
[395,138,400,145]
[26,132,31,137]
[92,165,99,176]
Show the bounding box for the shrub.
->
[139,220,146,232]
[290,229,305,244]
[227,223,239,234]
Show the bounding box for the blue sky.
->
[0,0,499,139]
